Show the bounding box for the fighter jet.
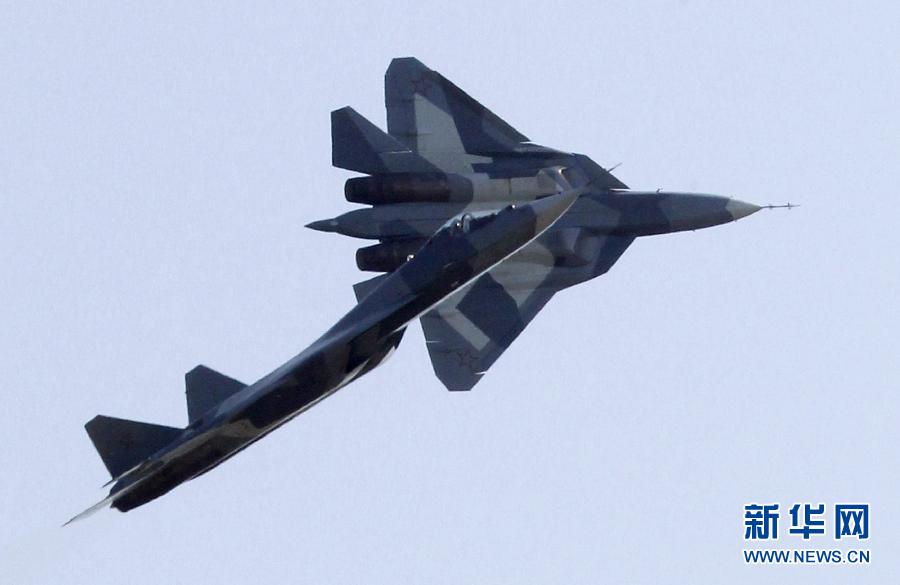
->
[309,57,781,392]
[68,193,575,522]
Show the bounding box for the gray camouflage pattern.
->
[310,57,764,391]
[70,193,575,520]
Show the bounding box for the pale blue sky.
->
[2,2,898,583]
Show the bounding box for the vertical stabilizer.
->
[184,365,246,423]
[85,415,182,478]
[331,106,437,173]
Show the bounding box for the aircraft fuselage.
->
[93,194,576,514]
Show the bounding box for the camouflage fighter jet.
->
[309,57,784,392]
[68,193,575,522]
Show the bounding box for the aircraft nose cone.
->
[306,218,339,233]
[726,198,762,221]
[529,191,579,233]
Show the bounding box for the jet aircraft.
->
[69,193,575,522]
[309,57,777,392]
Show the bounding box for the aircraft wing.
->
[421,233,634,391]
[384,57,533,172]
[333,57,626,186]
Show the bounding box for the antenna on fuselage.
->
[762,203,799,210]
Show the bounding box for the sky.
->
[1,1,898,583]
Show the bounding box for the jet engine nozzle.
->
[346,174,464,204]
[356,239,426,272]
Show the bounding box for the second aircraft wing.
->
[421,233,634,391]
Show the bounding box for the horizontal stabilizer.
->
[352,273,390,302]
[85,415,182,478]
[331,107,438,174]
[185,365,246,422]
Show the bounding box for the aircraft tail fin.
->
[184,365,246,423]
[331,106,438,174]
[85,415,182,478]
